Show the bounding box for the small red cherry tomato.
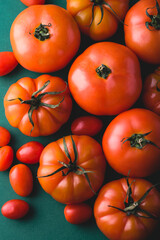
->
[0,126,11,147]
[20,0,45,6]
[64,203,92,224]
[0,146,14,171]
[0,52,18,76]
[71,116,103,136]
[1,199,29,219]
[16,141,44,164]
[9,164,33,197]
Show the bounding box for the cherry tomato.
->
[64,203,92,224]
[20,0,45,7]
[0,146,14,171]
[1,199,29,219]
[16,141,44,164]
[0,126,11,147]
[71,116,103,136]
[0,52,18,76]
[142,67,160,115]
[9,164,33,197]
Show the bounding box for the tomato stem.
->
[96,64,111,79]
[145,0,160,30]
[34,23,52,41]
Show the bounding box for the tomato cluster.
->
[0,1,160,240]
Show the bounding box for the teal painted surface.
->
[0,1,159,240]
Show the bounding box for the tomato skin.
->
[0,146,14,171]
[64,203,92,224]
[102,108,160,177]
[124,0,160,64]
[94,178,160,240]
[20,0,45,6]
[67,0,129,41]
[9,164,33,197]
[10,5,80,73]
[16,141,44,164]
[0,126,11,147]
[37,135,106,204]
[0,52,18,76]
[1,199,29,219]
[4,75,72,137]
[142,67,160,115]
[71,116,103,136]
[68,42,142,115]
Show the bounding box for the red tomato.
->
[102,108,160,177]
[37,135,106,204]
[142,67,160,115]
[16,141,44,164]
[1,199,29,219]
[94,177,160,240]
[68,42,142,115]
[0,146,14,171]
[71,116,103,136]
[20,0,45,7]
[0,126,11,147]
[9,164,33,197]
[124,0,160,64]
[64,203,92,224]
[10,5,80,73]
[0,52,18,76]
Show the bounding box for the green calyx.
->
[121,131,160,150]
[145,0,160,30]
[34,23,52,41]
[8,80,66,135]
[37,135,96,194]
[96,64,112,79]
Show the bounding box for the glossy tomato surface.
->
[20,0,45,6]
[0,126,11,147]
[68,42,142,115]
[0,146,14,171]
[0,52,18,76]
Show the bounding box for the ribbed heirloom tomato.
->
[10,5,80,72]
[67,0,129,41]
[4,75,72,137]
[37,135,106,204]
[68,42,142,115]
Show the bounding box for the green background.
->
[0,0,159,240]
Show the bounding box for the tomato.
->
[0,52,18,76]
[4,75,72,137]
[9,164,33,197]
[0,146,14,171]
[142,67,160,115]
[68,42,142,116]
[102,108,160,177]
[16,141,44,164]
[94,177,160,240]
[1,199,29,219]
[10,5,80,73]
[71,116,103,136]
[20,0,45,7]
[37,135,106,204]
[124,0,160,64]
[64,203,92,224]
[0,126,11,147]
[67,0,129,41]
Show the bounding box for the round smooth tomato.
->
[71,116,103,136]
[124,0,160,64]
[9,164,33,197]
[68,42,142,116]
[0,126,11,147]
[0,52,18,76]
[94,177,160,240]
[37,135,106,204]
[20,0,45,6]
[16,141,44,164]
[102,108,160,177]
[142,67,160,115]
[10,4,80,73]
[67,0,129,41]
[64,203,92,224]
[0,146,14,171]
[1,199,29,219]
[4,75,72,137]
